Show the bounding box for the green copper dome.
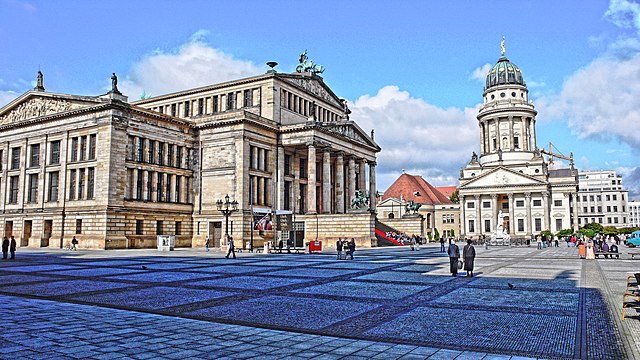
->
[485,56,525,90]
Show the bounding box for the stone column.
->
[369,160,377,212]
[348,156,356,207]
[479,122,485,155]
[496,118,501,151]
[292,152,300,213]
[252,176,258,205]
[322,148,331,213]
[530,118,537,150]
[258,177,265,205]
[251,146,258,170]
[169,174,176,202]
[460,195,466,237]
[335,152,344,213]
[142,171,149,200]
[508,193,515,235]
[542,191,550,231]
[163,142,169,166]
[522,117,528,151]
[163,173,168,202]
[132,168,139,199]
[358,159,366,191]
[307,144,316,214]
[572,192,579,231]
[491,194,498,231]
[475,195,481,236]
[525,192,532,236]
[277,146,285,210]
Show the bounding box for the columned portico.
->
[307,143,317,214]
[335,152,344,213]
[358,159,366,192]
[542,191,550,231]
[348,156,356,205]
[368,161,376,212]
[322,148,331,213]
[508,193,515,236]
[475,194,481,234]
[525,192,532,236]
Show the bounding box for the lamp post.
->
[216,194,239,241]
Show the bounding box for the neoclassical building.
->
[458,47,578,240]
[0,56,380,250]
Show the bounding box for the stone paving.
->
[0,243,638,359]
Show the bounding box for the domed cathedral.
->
[458,40,578,241]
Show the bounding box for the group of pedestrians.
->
[447,239,476,277]
[336,238,356,260]
[2,236,16,259]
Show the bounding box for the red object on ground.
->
[309,240,322,253]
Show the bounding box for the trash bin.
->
[309,240,322,253]
[304,242,310,254]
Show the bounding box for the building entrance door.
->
[4,221,13,239]
[209,222,222,247]
[23,220,32,247]
[503,216,510,234]
[43,220,53,247]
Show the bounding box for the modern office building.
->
[577,170,629,228]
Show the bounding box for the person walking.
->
[205,236,210,252]
[447,239,460,277]
[348,238,356,260]
[225,235,236,259]
[9,236,16,260]
[336,239,343,260]
[71,236,78,251]
[439,236,445,252]
[536,235,542,250]
[1,236,8,259]
[463,239,476,277]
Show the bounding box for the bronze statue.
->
[111,73,120,94]
[34,70,45,91]
[471,151,478,162]
[350,190,370,210]
[296,50,325,74]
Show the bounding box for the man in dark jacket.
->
[463,239,476,277]
[9,236,16,260]
[348,239,356,260]
[447,239,460,276]
[336,239,343,260]
[1,237,8,259]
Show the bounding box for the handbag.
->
[457,260,463,270]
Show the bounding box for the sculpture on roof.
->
[296,50,325,74]
[501,36,506,56]
[110,73,121,94]
[34,70,45,91]
[471,151,478,163]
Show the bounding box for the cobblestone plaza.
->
[0,245,638,359]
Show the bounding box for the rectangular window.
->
[514,136,519,149]
[136,137,143,162]
[80,136,87,161]
[583,195,587,202]
[597,195,601,201]
[8,176,19,203]
[71,137,78,161]
[158,142,164,166]
[614,217,619,224]
[597,206,602,213]
[517,219,524,232]
[78,168,85,200]
[184,101,189,117]
[533,199,541,206]
[482,201,490,208]
[156,220,163,235]
[607,217,611,223]
[583,207,588,213]
[299,158,307,179]
[589,195,594,201]
[175,221,181,235]
[613,206,618,212]
[29,144,40,168]
[167,145,174,167]
[158,105,164,114]
[87,168,95,199]
[284,154,291,176]
[467,202,475,209]
[69,169,76,200]
[534,218,542,232]
[468,220,475,233]
[136,220,143,235]
[48,171,59,202]
[148,140,155,164]
[157,173,164,202]
[176,176,181,203]
[484,219,491,232]
[555,219,563,232]
[89,134,96,160]
[244,89,253,107]
[50,140,61,164]
[606,195,610,201]
[75,219,82,234]
[146,172,153,201]
[136,171,143,200]
[590,206,595,213]
[198,98,204,115]
[554,200,562,207]
[212,95,219,113]
[171,104,177,117]
[176,146,183,168]
[11,147,20,169]
[284,181,291,211]
[166,174,172,202]
[502,202,509,209]
[27,174,38,203]
[227,92,236,110]
[516,200,524,207]
[613,194,617,201]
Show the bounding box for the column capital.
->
[508,193,514,199]
[368,160,377,167]
[321,145,332,154]
[474,194,480,200]
[563,192,570,198]
[542,191,549,198]
[335,150,345,157]
[524,192,531,199]
[490,194,498,199]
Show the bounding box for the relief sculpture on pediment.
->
[0,98,79,124]
[325,124,366,144]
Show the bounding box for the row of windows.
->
[132,170,184,203]
[249,175,270,206]
[281,89,340,122]
[578,217,626,225]
[249,145,269,172]
[152,89,256,118]
[582,205,625,213]
[580,194,624,202]
[135,220,182,236]
[470,218,545,233]
[2,135,96,171]
[128,136,187,169]
[69,168,96,201]
[468,199,543,209]
[6,168,93,204]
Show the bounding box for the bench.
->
[630,252,640,259]
[623,273,640,320]
[594,252,620,259]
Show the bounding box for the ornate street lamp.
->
[216,194,239,238]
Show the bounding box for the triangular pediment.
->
[280,75,344,108]
[0,91,103,125]
[322,121,380,150]
[461,167,547,189]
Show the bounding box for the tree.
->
[449,190,459,204]
[583,222,604,233]
[556,228,573,238]
[434,228,440,241]
[602,226,619,235]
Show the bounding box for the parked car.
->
[627,236,640,247]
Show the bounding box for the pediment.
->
[323,121,379,149]
[281,76,343,108]
[461,167,547,188]
[0,92,101,125]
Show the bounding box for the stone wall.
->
[300,212,376,249]
[378,217,424,238]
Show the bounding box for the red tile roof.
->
[435,186,457,199]
[382,173,452,205]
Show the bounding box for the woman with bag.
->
[447,239,460,277]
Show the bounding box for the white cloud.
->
[0,90,19,108]
[470,63,491,82]
[616,166,640,200]
[120,32,261,99]
[605,0,640,31]
[350,86,479,190]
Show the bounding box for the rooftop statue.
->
[501,36,506,56]
[111,73,121,94]
[296,50,325,74]
[34,70,45,91]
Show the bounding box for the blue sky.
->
[1,0,640,199]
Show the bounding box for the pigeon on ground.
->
[141,265,148,270]
[507,283,514,289]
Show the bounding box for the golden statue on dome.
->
[501,36,506,56]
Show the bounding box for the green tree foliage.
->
[556,228,574,237]
[583,222,604,233]
[449,190,459,204]
[540,230,552,238]
[602,226,619,235]
[434,228,440,241]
